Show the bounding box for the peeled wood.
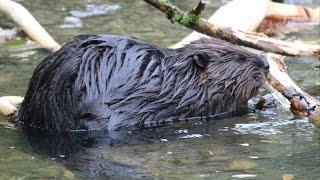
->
[267,1,320,22]
[2,96,24,106]
[257,1,320,35]
[0,97,18,116]
[0,0,61,50]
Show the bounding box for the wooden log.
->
[267,1,319,22]
[257,1,320,35]
[0,97,18,116]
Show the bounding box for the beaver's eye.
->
[193,52,208,69]
[235,54,246,62]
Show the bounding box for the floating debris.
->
[282,174,294,180]
[208,150,215,156]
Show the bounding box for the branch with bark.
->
[143,0,319,57]
[266,53,320,120]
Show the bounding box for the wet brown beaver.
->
[17,35,269,132]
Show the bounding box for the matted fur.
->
[18,35,269,132]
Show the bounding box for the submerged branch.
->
[143,0,320,57]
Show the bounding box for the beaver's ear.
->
[193,52,208,69]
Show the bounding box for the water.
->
[0,0,319,179]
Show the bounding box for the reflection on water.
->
[0,0,319,179]
[20,114,320,179]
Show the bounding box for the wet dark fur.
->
[18,35,269,132]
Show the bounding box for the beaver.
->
[17,35,269,132]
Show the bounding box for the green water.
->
[0,0,319,179]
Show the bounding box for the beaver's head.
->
[169,38,269,115]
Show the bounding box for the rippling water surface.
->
[0,0,319,179]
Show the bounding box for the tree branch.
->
[266,53,320,119]
[143,0,320,57]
